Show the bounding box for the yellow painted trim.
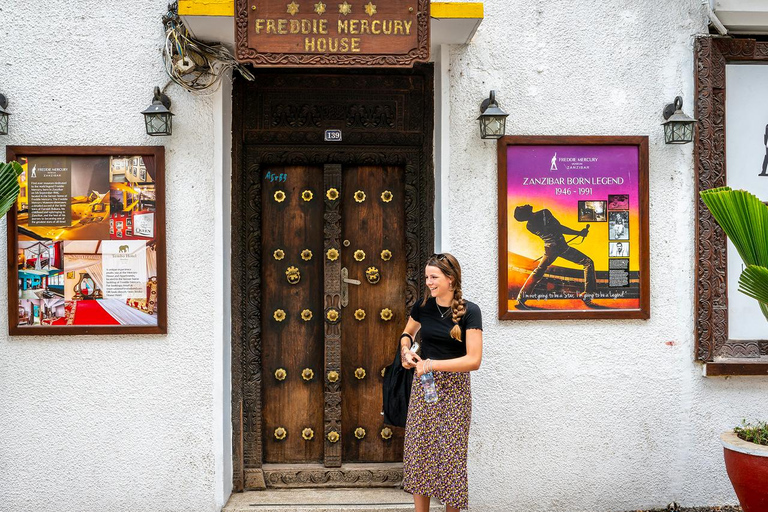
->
[178,1,484,19]
[179,0,233,17]
[431,2,483,19]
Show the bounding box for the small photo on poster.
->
[109,182,156,240]
[61,240,158,326]
[18,241,64,299]
[578,200,607,222]
[109,156,154,184]
[16,156,112,241]
[132,212,154,238]
[608,194,629,210]
[609,241,629,257]
[608,211,629,240]
[63,241,105,301]
[18,298,66,326]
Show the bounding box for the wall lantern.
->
[662,96,696,144]
[141,86,173,136]
[477,90,509,140]
[0,93,10,135]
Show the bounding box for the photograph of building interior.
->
[18,241,64,300]
[60,240,158,326]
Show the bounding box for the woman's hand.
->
[415,358,429,378]
[402,349,420,369]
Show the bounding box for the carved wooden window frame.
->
[229,67,435,489]
[694,36,768,376]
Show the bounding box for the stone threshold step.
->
[224,488,443,512]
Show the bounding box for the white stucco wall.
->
[1,1,766,512]
[0,2,228,511]
[446,1,768,511]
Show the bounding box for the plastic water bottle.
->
[420,372,438,403]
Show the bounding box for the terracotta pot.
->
[721,431,768,512]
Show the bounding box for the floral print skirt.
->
[403,371,471,510]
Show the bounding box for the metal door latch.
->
[341,267,360,307]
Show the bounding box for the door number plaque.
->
[324,129,342,142]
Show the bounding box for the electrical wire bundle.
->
[162,2,254,94]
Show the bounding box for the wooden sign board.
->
[235,0,430,66]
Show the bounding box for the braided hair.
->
[422,253,466,342]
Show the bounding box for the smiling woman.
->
[398,253,483,512]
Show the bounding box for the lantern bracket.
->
[663,96,683,120]
[153,86,171,110]
[480,90,498,114]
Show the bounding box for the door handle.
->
[341,267,361,308]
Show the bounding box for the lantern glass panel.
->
[0,113,8,135]
[664,121,693,144]
[480,116,506,139]
[144,113,172,136]
[683,123,693,142]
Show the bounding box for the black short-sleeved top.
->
[410,297,483,360]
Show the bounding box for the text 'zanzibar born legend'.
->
[239,0,430,66]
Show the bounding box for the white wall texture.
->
[1,0,767,511]
[448,1,768,511]
[0,1,225,511]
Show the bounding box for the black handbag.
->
[382,343,415,428]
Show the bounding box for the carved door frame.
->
[230,66,435,490]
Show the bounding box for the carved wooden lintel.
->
[694,36,768,361]
[260,464,404,488]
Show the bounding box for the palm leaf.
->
[739,264,768,305]
[0,161,22,218]
[700,187,768,320]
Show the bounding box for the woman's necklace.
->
[436,301,450,318]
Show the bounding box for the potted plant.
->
[0,160,23,217]
[700,187,768,512]
[720,422,768,512]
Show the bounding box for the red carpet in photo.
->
[72,300,119,325]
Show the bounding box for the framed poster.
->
[498,136,650,320]
[6,146,167,334]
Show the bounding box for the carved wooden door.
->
[261,163,405,466]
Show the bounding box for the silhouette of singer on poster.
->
[513,204,596,308]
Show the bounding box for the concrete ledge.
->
[224,488,443,512]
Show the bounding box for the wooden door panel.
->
[340,165,406,462]
[261,165,325,463]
